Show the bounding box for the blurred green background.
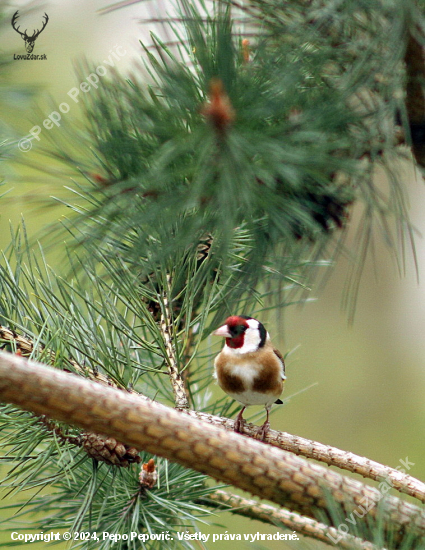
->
[1,1,424,548]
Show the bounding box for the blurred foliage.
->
[1,0,425,548]
[48,0,418,311]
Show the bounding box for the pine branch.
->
[0,325,140,395]
[39,417,141,467]
[0,351,424,548]
[69,0,413,298]
[198,489,380,550]
[37,415,81,446]
[159,274,189,409]
[0,326,143,467]
[2,324,424,504]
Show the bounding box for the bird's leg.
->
[256,407,271,441]
[234,406,246,433]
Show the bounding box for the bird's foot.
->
[256,420,270,441]
[234,407,246,434]
[234,416,246,434]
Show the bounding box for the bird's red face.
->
[213,316,250,349]
[213,315,267,351]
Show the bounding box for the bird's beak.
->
[212,325,232,338]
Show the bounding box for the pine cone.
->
[196,233,214,264]
[81,432,141,467]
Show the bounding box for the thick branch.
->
[0,325,139,394]
[0,352,424,547]
[185,410,425,505]
[199,490,379,550]
[1,324,424,505]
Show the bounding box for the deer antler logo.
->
[12,11,49,54]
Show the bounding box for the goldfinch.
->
[213,315,285,440]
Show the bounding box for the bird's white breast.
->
[213,350,282,407]
[213,348,261,382]
[220,361,258,385]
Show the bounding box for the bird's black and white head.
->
[213,315,268,353]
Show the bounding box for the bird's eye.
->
[230,325,247,337]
